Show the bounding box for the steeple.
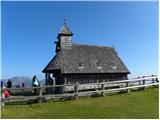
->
[55,20,73,53]
[58,21,73,37]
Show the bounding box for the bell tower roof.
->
[55,20,73,53]
[58,21,73,36]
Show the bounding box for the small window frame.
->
[95,62,102,69]
[78,62,84,68]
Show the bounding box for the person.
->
[32,75,39,95]
[1,80,4,88]
[3,86,10,98]
[16,84,20,88]
[20,82,25,95]
[19,83,22,88]
[22,82,24,88]
[7,79,12,94]
[46,74,54,94]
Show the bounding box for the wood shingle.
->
[43,44,130,74]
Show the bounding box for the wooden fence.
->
[1,75,159,106]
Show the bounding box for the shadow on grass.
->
[5,99,39,105]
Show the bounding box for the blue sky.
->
[1,1,158,79]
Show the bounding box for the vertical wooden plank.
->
[137,77,141,91]
[64,77,67,85]
[38,84,42,103]
[156,77,159,82]
[74,82,79,100]
[101,80,105,96]
[45,73,48,94]
[143,76,146,90]
[126,81,130,93]
[138,77,141,85]
[1,89,5,107]
[152,75,154,83]
[155,77,159,88]
[63,76,67,92]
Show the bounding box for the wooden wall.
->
[62,73,128,84]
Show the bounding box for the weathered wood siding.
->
[62,73,128,84]
[60,36,72,49]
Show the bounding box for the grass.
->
[1,87,159,119]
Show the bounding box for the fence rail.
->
[1,75,159,106]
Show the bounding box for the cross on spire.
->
[64,18,66,24]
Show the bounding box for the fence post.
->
[156,77,159,82]
[155,77,159,88]
[64,77,67,92]
[143,76,146,90]
[101,81,105,96]
[38,84,42,103]
[126,81,130,93]
[138,77,141,85]
[137,77,142,91]
[74,82,79,100]
[152,75,154,83]
[1,89,5,107]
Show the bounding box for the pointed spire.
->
[64,18,66,23]
[58,19,73,36]
[56,20,73,51]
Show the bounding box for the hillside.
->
[1,87,159,119]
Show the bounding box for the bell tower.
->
[55,20,73,53]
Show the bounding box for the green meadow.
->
[1,87,159,119]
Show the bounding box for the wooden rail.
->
[1,75,159,106]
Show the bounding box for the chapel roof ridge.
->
[72,43,114,49]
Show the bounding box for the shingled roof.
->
[58,23,73,36]
[42,44,130,74]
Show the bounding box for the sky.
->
[1,1,158,79]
